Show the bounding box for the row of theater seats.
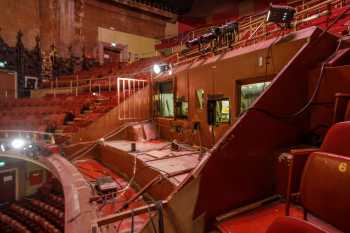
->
[45,193,65,211]
[0,94,95,134]
[41,56,158,89]
[266,121,350,233]
[0,211,31,233]
[8,203,60,233]
[0,191,65,233]
[0,91,135,138]
[21,199,64,230]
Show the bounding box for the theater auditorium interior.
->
[1,0,350,233]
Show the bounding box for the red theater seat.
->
[320,121,350,157]
[300,152,350,232]
[284,121,350,199]
[266,217,327,233]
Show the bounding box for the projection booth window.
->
[157,81,174,117]
[238,80,271,115]
[208,97,231,125]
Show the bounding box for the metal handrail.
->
[173,0,347,65]
[164,0,345,59]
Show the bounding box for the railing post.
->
[70,80,73,93]
[76,80,78,97]
[76,75,79,96]
[133,79,135,119]
[117,77,120,103]
[108,76,111,92]
[128,79,131,119]
[89,79,92,93]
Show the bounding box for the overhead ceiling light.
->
[111,42,117,47]
[11,138,26,150]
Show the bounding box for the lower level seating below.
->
[0,211,31,233]
[0,192,65,233]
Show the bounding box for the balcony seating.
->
[41,56,157,89]
[0,93,106,138]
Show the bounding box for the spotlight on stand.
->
[153,63,171,74]
[266,4,296,28]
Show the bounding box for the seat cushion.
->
[266,217,327,233]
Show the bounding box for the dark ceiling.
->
[131,0,195,14]
[164,0,195,14]
[122,0,276,19]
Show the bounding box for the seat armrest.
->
[282,149,318,216]
[290,148,319,156]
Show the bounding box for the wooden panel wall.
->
[157,35,308,147]
[191,28,342,221]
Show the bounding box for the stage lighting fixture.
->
[223,21,239,34]
[0,61,7,68]
[11,138,26,149]
[200,31,217,44]
[267,4,295,25]
[186,37,200,48]
[153,64,170,74]
[153,64,161,74]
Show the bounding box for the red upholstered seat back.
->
[344,102,350,121]
[320,121,350,157]
[266,217,326,233]
[300,152,350,232]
